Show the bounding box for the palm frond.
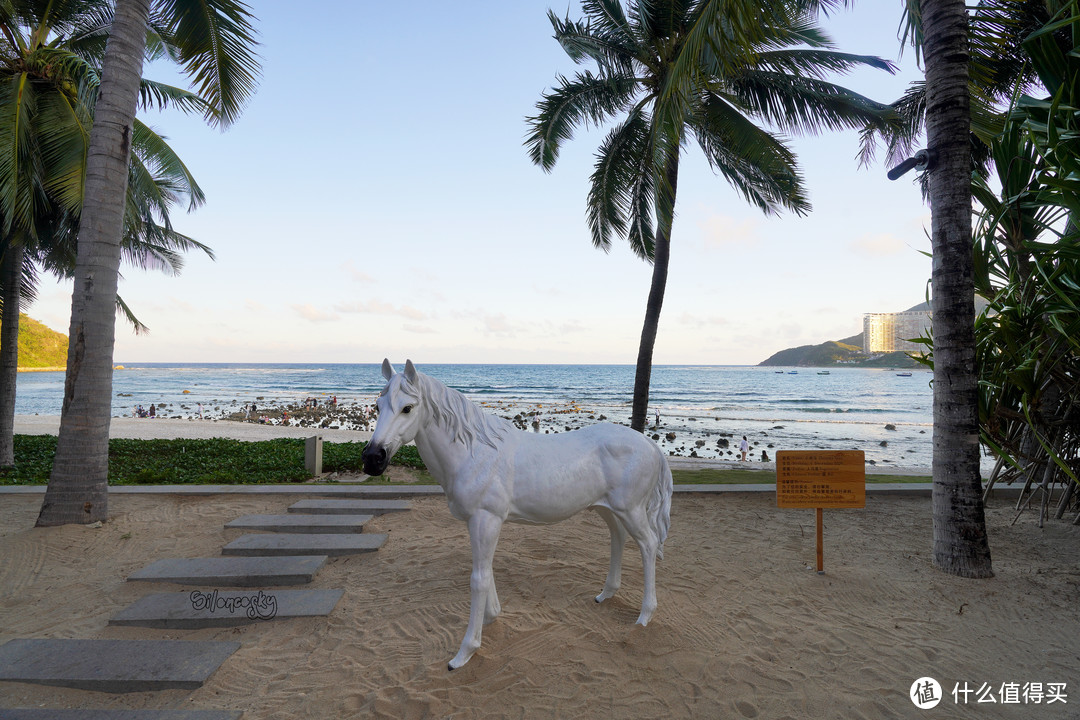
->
[587,106,651,251]
[752,49,896,80]
[555,2,640,74]
[525,71,638,171]
[138,78,211,115]
[726,70,897,136]
[115,293,149,335]
[154,0,261,129]
[692,90,809,215]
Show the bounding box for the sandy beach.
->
[2,413,1079,717]
[1,488,1078,718]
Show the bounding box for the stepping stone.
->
[1,711,242,720]
[222,533,387,557]
[225,513,372,533]
[128,556,326,586]
[0,639,240,693]
[288,498,412,515]
[110,588,345,629]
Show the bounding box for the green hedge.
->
[0,435,425,485]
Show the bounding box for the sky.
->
[28,1,933,366]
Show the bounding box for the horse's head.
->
[362,358,424,476]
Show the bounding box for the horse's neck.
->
[413,375,499,487]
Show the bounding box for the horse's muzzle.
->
[361,444,389,476]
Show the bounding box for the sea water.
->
[14,363,939,468]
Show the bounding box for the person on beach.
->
[149,404,156,418]
[740,436,749,462]
[198,402,203,419]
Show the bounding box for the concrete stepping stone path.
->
[0,638,240,693]
[1,711,243,720]
[128,555,327,586]
[225,513,372,533]
[221,533,387,557]
[110,588,345,629]
[288,498,412,515]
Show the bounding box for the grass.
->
[0,435,929,486]
[671,467,930,485]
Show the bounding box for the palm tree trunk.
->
[631,151,680,433]
[0,242,23,468]
[36,0,152,526]
[921,0,993,577]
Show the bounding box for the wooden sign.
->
[776,450,866,509]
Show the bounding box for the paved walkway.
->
[0,492,409,717]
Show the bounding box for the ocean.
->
[14,363,941,469]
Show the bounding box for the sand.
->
[2,486,1078,718]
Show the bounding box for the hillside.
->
[758,304,930,369]
[1,314,68,369]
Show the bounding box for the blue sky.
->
[30,1,931,365]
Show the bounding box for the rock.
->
[880,441,888,447]
[717,438,729,448]
[665,432,676,442]
[885,424,897,431]
[695,440,705,448]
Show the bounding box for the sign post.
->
[776,450,866,573]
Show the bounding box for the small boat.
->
[896,372,913,377]
[787,370,798,375]
[774,371,784,374]
[817,371,830,375]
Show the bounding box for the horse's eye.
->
[402,405,413,414]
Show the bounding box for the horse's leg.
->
[617,507,658,626]
[593,507,627,603]
[484,574,501,625]
[449,510,502,670]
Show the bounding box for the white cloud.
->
[697,213,762,249]
[341,261,375,284]
[292,304,339,323]
[848,233,908,257]
[333,300,427,320]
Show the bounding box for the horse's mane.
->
[408,371,514,451]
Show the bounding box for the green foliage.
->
[967,3,1080,492]
[0,314,67,368]
[0,436,427,485]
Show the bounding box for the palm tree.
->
[0,0,214,469]
[526,0,896,432]
[35,0,258,526]
[916,0,994,577]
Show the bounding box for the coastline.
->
[12,414,932,477]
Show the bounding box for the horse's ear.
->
[404,359,418,384]
[381,358,395,381]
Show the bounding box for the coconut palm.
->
[526,0,896,432]
[0,0,214,469]
[894,0,994,576]
[34,0,258,526]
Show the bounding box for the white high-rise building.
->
[863,311,932,353]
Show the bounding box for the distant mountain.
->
[2,314,68,369]
[758,304,928,369]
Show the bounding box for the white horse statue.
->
[361,360,672,670]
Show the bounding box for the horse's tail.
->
[648,448,673,560]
